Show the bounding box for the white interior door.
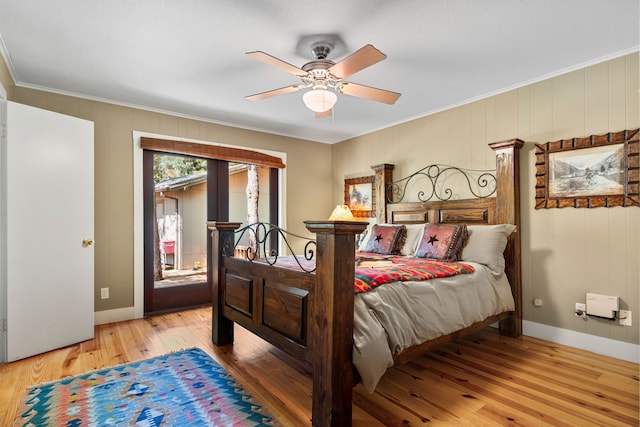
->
[5,101,94,362]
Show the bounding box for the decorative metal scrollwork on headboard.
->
[233,222,317,273]
[387,164,497,203]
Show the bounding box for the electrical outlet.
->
[575,302,586,318]
[100,287,109,300]
[619,310,632,326]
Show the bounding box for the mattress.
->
[352,261,515,392]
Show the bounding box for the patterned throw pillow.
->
[415,224,468,261]
[364,225,407,255]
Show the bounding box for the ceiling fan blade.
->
[246,51,307,77]
[315,109,332,119]
[245,85,302,101]
[340,82,401,104]
[328,44,387,79]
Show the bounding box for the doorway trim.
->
[123,132,287,321]
[0,82,7,361]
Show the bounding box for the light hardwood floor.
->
[1,307,638,426]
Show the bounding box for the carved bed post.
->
[207,221,242,345]
[304,220,369,427]
[371,163,394,223]
[489,139,524,337]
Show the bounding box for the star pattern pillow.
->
[364,225,407,255]
[415,224,468,261]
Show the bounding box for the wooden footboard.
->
[208,220,368,426]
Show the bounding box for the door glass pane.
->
[153,154,207,289]
[228,163,272,258]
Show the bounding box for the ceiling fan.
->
[244,39,401,118]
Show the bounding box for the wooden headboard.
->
[372,140,524,336]
[387,198,497,225]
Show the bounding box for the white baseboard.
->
[94,307,139,326]
[523,320,639,364]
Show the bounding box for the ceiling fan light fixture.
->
[246,41,400,117]
[302,88,337,113]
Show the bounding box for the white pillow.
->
[461,224,516,274]
[357,227,371,251]
[356,228,370,251]
[401,223,427,256]
[357,223,425,256]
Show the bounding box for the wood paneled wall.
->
[332,53,640,347]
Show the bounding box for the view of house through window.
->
[153,154,208,289]
[152,154,271,289]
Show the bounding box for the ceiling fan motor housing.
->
[310,41,334,60]
[301,42,340,89]
[301,63,340,91]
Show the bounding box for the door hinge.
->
[1,318,6,332]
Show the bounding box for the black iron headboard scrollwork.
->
[387,164,497,204]
[233,222,317,273]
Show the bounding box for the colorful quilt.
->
[354,252,475,292]
[254,253,475,293]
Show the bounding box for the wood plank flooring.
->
[1,307,637,426]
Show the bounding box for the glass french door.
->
[143,151,228,315]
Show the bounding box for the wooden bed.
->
[208,139,523,426]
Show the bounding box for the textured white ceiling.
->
[0,0,638,143]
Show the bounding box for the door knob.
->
[82,239,94,247]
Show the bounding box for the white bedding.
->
[352,261,515,392]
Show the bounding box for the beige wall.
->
[0,55,14,99]
[1,59,332,312]
[159,183,208,271]
[177,183,207,270]
[333,53,640,345]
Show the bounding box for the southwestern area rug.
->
[13,347,274,426]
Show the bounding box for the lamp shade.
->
[302,89,337,113]
[328,204,355,220]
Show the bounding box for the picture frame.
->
[344,176,375,218]
[535,129,639,209]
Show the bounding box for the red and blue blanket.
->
[254,252,475,293]
[353,252,474,292]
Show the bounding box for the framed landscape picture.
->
[548,144,624,198]
[535,129,639,208]
[344,176,375,217]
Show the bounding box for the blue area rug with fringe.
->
[14,347,274,426]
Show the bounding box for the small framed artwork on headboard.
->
[535,128,639,208]
[344,176,376,218]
